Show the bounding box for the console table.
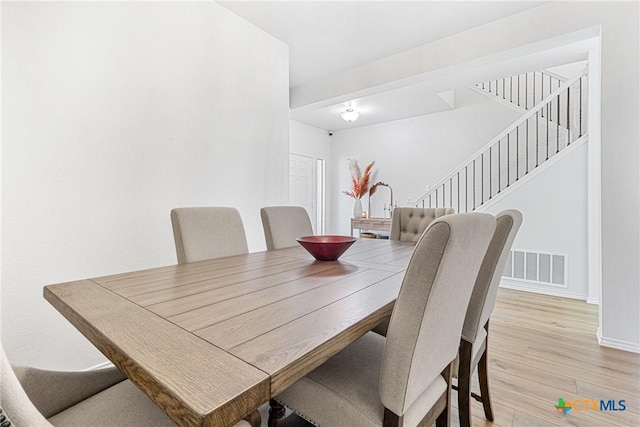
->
[350,217,392,237]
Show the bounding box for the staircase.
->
[414,68,588,212]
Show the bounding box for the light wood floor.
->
[453,288,639,427]
[262,288,640,427]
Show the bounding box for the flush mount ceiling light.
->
[340,108,359,122]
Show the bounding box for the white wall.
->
[1,2,290,369]
[328,89,521,235]
[479,142,589,300]
[290,121,332,161]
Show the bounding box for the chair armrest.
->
[12,365,127,418]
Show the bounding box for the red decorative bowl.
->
[296,235,357,261]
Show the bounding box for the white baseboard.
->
[597,328,640,354]
[586,296,600,305]
[499,278,586,301]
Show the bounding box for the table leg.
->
[268,398,286,427]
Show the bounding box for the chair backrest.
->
[171,207,248,264]
[380,213,496,417]
[0,345,52,427]
[389,207,455,242]
[462,209,522,344]
[260,206,314,250]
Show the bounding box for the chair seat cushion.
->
[48,379,253,427]
[275,332,446,427]
[48,380,176,427]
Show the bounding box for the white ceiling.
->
[218,1,550,131]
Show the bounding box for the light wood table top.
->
[44,238,415,427]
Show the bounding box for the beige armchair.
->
[456,209,522,427]
[269,213,496,427]
[171,207,248,264]
[389,207,454,242]
[260,206,313,250]
[1,344,258,427]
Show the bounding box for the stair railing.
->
[414,70,587,213]
[477,70,568,111]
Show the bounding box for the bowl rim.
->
[296,235,357,243]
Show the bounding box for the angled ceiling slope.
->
[218,2,596,131]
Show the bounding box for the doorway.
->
[289,153,325,233]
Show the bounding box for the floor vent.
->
[502,249,567,287]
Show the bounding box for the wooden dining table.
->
[44,238,416,427]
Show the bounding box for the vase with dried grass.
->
[343,159,375,219]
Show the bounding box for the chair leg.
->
[457,340,473,427]
[244,409,261,427]
[477,348,494,421]
[478,320,494,421]
[268,398,286,427]
[435,362,453,427]
[435,406,448,427]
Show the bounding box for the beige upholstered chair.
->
[171,207,249,264]
[1,344,258,427]
[373,207,455,336]
[456,209,522,427]
[260,206,313,250]
[270,213,496,427]
[389,207,455,242]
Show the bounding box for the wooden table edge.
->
[44,280,270,427]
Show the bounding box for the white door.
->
[289,154,314,230]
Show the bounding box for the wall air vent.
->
[502,249,567,288]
